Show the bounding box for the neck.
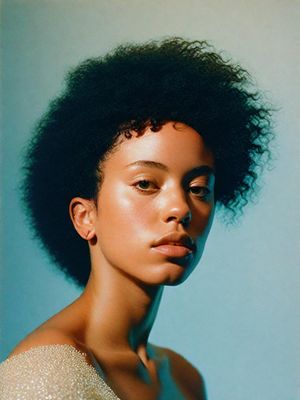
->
[76,260,164,360]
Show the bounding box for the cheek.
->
[193,197,214,226]
[96,185,155,239]
[192,202,214,247]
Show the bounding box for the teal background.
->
[1,1,299,399]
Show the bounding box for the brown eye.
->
[133,180,157,192]
[189,186,210,198]
[137,180,151,189]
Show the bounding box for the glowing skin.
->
[90,121,215,287]
[9,122,215,399]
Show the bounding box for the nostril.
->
[180,214,191,227]
[167,215,179,223]
[162,192,191,225]
[166,211,191,225]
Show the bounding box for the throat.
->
[137,343,159,384]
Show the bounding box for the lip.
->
[151,244,193,258]
[151,232,196,258]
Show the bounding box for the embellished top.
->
[0,344,121,399]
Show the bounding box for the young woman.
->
[0,38,273,399]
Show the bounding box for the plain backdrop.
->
[1,1,299,399]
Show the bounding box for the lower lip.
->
[151,245,193,258]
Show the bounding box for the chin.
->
[163,270,193,286]
[144,261,195,287]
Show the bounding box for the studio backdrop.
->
[1,1,299,400]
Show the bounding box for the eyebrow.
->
[125,160,215,177]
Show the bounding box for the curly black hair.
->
[21,37,273,288]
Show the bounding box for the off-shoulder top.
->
[0,344,121,399]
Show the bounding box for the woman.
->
[0,38,273,399]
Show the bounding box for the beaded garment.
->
[0,344,120,399]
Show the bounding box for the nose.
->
[161,187,192,227]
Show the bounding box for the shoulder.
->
[6,326,98,369]
[0,331,110,400]
[152,344,207,400]
[0,345,106,399]
[7,327,86,359]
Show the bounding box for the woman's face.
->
[92,122,215,286]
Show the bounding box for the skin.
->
[9,122,215,399]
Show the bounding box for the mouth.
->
[151,231,196,258]
[151,243,193,258]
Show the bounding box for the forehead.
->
[104,122,214,173]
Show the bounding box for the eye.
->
[132,179,158,192]
[189,185,211,199]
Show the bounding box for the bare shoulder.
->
[152,344,207,400]
[7,326,90,364]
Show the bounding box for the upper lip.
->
[152,232,196,251]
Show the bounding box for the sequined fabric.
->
[0,344,120,399]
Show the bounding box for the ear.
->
[69,197,96,241]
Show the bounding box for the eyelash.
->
[132,179,211,199]
[133,180,157,191]
[189,186,211,198]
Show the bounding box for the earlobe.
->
[69,197,96,241]
[85,230,95,241]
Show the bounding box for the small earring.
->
[85,230,90,239]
